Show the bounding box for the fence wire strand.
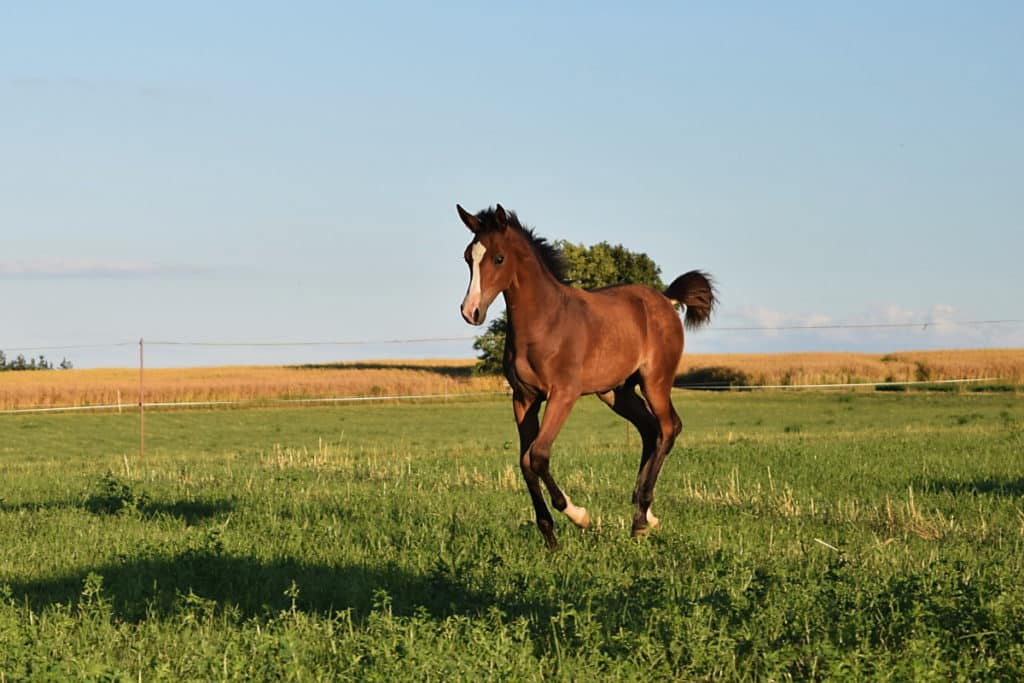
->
[3,318,1020,416]
[4,317,1023,353]
[0,378,1008,416]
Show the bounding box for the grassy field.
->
[2,349,1023,411]
[2,390,1024,680]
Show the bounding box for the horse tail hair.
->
[663,270,716,330]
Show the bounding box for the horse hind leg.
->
[631,377,682,536]
[597,383,660,507]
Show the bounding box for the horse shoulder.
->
[504,330,554,395]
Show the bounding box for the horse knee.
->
[528,442,551,476]
[519,450,531,471]
[658,414,682,452]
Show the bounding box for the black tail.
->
[664,270,716,330]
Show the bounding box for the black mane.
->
[473,207,567,282]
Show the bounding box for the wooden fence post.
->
[139,338,145,460]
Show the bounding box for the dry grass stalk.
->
[878,488,956,541]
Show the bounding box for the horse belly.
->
[581,346,642,393]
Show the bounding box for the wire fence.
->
[0,377,1006,417]
[0,390,511,416]
[2,317,1022,422]
[5,317,1024,354]
[4,320,1022,461]
[673,377,1001,391]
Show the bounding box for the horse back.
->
[570,284,683,390]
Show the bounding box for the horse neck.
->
[503,252,566,335]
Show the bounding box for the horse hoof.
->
[562,498,591,529]
[631,515,660,537]
[566,506,590,529]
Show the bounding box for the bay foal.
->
[458,204,715,548]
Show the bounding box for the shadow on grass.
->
[142,500,236,524]
[293,362,475,379]
[3,552,549,625]
[674,366,749,391]
[917,477,1024,497]
[0,498,234,526]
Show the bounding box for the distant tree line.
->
[0,350,72,371]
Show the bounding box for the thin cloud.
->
[696,304,1024,354]
[8,76,165,99]
[0,258,209,279]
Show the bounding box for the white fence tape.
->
[0,391,511,415]
[673,377,1000,391]
[0,378,1008,416]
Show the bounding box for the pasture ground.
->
[2,390,1023,680]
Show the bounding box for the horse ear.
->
[457,205,481,233]
[494,204,508,231]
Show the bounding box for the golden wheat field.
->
[1,350,1022,411]
[0,360,505,411]
[677,349,1024,387]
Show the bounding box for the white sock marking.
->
[562,495,591,529]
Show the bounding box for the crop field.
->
[2,390,1024,680]
[2,349,1024,412]
[0,360,506,412]
[678,348,1024,388]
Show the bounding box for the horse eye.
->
[494,255,505,265]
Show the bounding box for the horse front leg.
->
[528,391,589,537]
[514,394,558,549]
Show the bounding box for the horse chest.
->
[504,346,550,395]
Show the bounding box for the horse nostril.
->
[473,308,481,323]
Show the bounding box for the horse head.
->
[457,204,518,326]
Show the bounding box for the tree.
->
[0,351,72,371]
[560,241,665,291]
[473,241,666,374]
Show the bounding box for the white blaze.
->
[463,241,486,313]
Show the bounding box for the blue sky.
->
[2,2,1022,368]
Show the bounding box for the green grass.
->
[2,392,1024,680]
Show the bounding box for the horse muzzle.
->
[460,302,485,326]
